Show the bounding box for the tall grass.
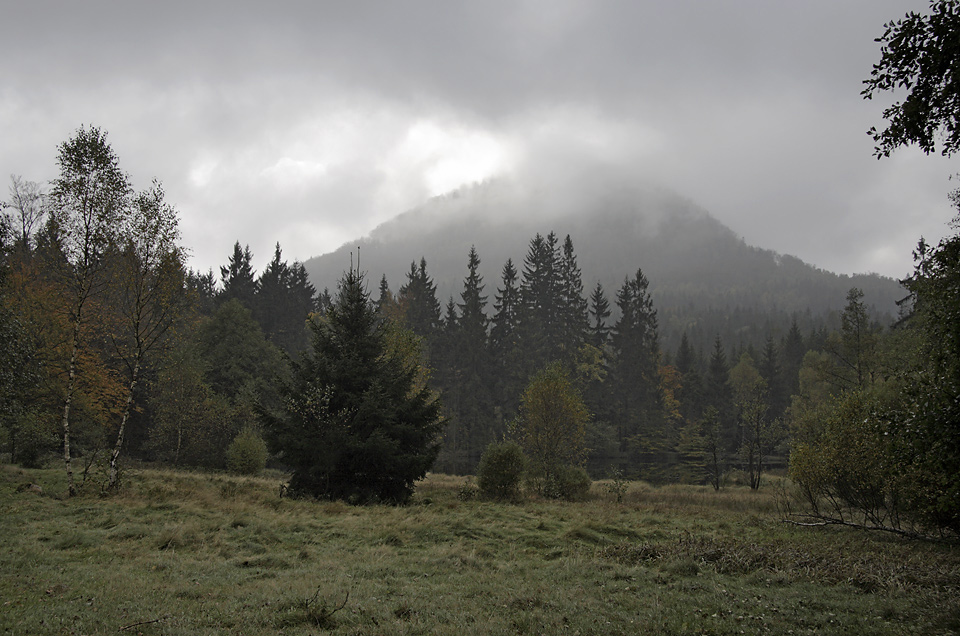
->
[1,465,958,635]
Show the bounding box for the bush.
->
[226,426,268,475]
[13,413,56,469]
[531,464,593,501]
[552,465,592,501]
[477,441,525,500]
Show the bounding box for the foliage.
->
[729,352,780,490]
[7,413,57,468]
[105,179,187,489]
[226,426,268,475]
[604,466,628,503]
[196,298,282,402]
[48,125,132,495]
[263,268,443,504]
[789,388,906,531]
[513,362,589,496]
[476,440,525,500]
[863,0,960,157]
[894,230,960,534]
[540,464,592,501]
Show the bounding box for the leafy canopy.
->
[863,0,960,157]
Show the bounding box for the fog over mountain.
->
[304,169,904,352]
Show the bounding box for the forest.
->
[0,126,843,484]
[1,125,957,537]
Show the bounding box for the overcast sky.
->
[3,1,956,280]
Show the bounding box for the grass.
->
[2,464,959,635]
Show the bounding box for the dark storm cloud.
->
[2,1,954,278]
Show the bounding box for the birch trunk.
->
[61,320,81,497]
[108,358,140,490]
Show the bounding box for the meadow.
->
[2,464,958,635]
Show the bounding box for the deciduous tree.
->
[863,0,960,157]
[48,125,132,495]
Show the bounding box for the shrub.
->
[226,426,268,475]
[552,465,592,501]
[477,441,525,500]
[13,413,56,469]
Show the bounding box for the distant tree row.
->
[369,231,830,483]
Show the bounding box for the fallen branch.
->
[782,514,956,543]
[119,616,167,631]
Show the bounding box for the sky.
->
[3,0,957,280]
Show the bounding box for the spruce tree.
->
[781,318,806,398]
[557,234,589,363]
[220,242,257,309]
[398,257,442,341]
[518,232,562,373]
[490,258,523,421]
[705,335,737,454]
[455,247,494,465]
[610,268,662,464]
[490,259,520,360]
[589,281,611,347]
[264,268,442,504]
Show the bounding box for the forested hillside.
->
[303,178,903,355]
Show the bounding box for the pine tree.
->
[557,235,589,363]
[610,268,662,466]
[675,332,705,424]
[490,258,523,422]
[491,259,520,360]
[781,318,806,398]
[759,336,786,419]
[220,242,257,309]
[256,243,290,345]
[455,247,494,466]
[589,281,611,347]
[398,257,442,341]
[518,232,562,373]
[705,335,736,454]
[263,267,442,504]
[253,244,316,355]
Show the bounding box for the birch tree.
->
[49,126,131,495]
[106,180,185,489]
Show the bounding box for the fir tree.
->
[781,318,806,398]
[705,335,736,454]
[490,259,520,359]
[398,257,442,341]
[490,258,523,421]
[518,232,562,372]
[557,234,589,363]
[454,246,494,466]
[610,268,662,460]
[220,242,257,309]
[589,281,611,347]
[263,267,442,504]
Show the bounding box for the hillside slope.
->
[304,178,903,351]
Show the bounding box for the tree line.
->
[0,125,832,492]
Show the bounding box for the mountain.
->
[303,176,904,354]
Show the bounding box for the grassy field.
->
[2,465,959,635]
